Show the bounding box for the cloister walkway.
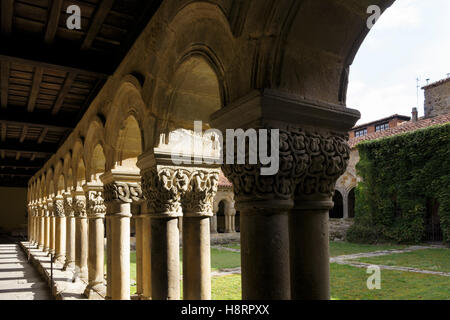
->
[0,238,52,300]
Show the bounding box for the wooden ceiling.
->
[0,0,162,187]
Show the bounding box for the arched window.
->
[329,190,344,219]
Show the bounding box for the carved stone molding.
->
[73,196,87,218]
[63,195,74,218]
[221,126,350,206]
[141,166,220,217]
[54,197,65,218]
[103,182,143,204]
[182,170,219,217]
[86,190,106,218]
[141,168,187,217]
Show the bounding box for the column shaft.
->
[44,215,50,252]
[39,214,44,249]
[55,217,66,263]
[50,215,56,254]
[141,215,152,299]
[106,216,112,299]
[110,203,131,300]
[64,215,76,269]
[85,217,105,297]
[182,217,211,300]
[151,217,179,300]
[240,206,290,300]
[135,216,143,297]
[289,201,331,300]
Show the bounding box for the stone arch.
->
[148,2,236,129]
[53,160,65,196]
[84,117,107,182]
[105,78,148,168]
[71,139,85,189]
[63,152,73,192]
[45,168,54,199]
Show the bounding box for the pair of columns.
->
[207,90,359,300]
[137,154,220,301]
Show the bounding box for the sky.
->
[347,0,450,125]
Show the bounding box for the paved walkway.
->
[0,242,52,300]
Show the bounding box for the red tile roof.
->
[421,76,450,90]
[348,113,450,148]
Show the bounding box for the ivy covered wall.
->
[347,123,450,244]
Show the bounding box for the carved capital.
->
[86,190,106,218]
[63,195,74,217]
[181,169,219,217]
[141,168,187,217]
[293,128,350,199]
[54,198,65,218]
[103,182,143,204]
[73,196,87,218]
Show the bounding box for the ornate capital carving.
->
[54,198,65,218]
[86,190,106,218]
[73,196,87,218]
[141,168,187,217]
[103,182,143,204]
[181,170,219,217]
[292,128,350,199]
[63,196,74,217]
[221,127,350,206]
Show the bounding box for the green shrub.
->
[347,123,450,244]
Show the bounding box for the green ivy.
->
[347,122,450,244]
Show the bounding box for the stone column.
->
[43,200,50,252]
[54,195,66,264]
[138,157,183,301]
[48,199,56,255]
[210,214,217,234]
[134,211,143,298]
[181,169,219,300]
[38,202,45,250]
[83,184,107,299]
[342,192,349,219]
[102,172,143,300]
[141,207,152,300]
[63,193,76,270]
[73,190,88,280]
[289,131,351,300]
[209,90,360,300]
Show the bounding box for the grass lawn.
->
[127,242,449,300]
[330,263,450,300]
[329,241,406,257]
[355,248,450,273]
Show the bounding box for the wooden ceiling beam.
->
[81,0,114,50]
[1,121,6,142]
[27,67,44,112]
[51,72,77,115]
[0,55,109,79]
[0,61,9,109]
[37,128,49,144]
[0,159,44,168]
[1,0,14,36]
[44,0,63,45]
[19,125,28,143]
[0,108,75,131]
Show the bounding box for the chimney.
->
[411,107,418,122]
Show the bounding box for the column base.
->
[83,283,106,300]
[55,254,66,264]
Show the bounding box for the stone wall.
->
[424,79,450,118]
[329,218,354,241]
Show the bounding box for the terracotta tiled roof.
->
[219,171,233,188]
[421,76,450,90]
[352,114,410,130]
[348,113,450,148]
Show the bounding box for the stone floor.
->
[0,239,52,300]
